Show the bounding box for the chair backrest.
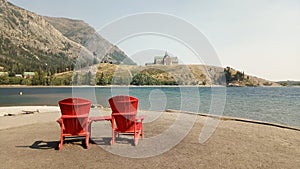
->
[58,98,92,134]
[108,95,138,132]
[59,97,91,115]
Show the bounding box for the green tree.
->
[50,77,63,85]
[31,72,41,85]
[131,73,160,85]
[224,67,232,84]
[97,72,106,85]
[0,75,9,85]
[21,78,32,85]
[8,77,22,85]
[82,71,94,85]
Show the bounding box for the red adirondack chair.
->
[109,95,144,146]
[57,98,92,150]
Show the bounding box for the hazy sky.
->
[8,0,300,81]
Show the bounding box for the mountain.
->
[43,16,135,65]
[0,0,134,75]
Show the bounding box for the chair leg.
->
[58,135,63,150]
[111,130,115,145]
[85,133,89,149]
[134,132,139,146]
[88,123,92,137]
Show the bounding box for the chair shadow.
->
[90,137,111,145]
[115,134,136,146]
[16,138,91,150]
[16,140,59,150]
[17,137,136,150]
[91,137,135,146]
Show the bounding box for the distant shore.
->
[1,84,296,88]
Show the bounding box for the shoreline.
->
[1,106,299,131]
[0,85,296,88]
[166,109,300,132]
[0,106,60,117]
[0,84,293,88]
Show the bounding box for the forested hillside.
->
[0,0,134,77]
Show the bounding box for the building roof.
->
[154,56,164,62]
[0,72,8,76]
[154,56,178,60]
[23,72,35,76]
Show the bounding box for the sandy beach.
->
[0,106,299,169]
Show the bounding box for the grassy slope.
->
[53,63,279,86]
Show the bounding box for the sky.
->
[8,0,300,81]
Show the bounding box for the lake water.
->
[0,86,299,128]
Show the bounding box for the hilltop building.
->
[146,52,178,65]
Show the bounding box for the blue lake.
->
[0,86,299,127]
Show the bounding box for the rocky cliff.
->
[43,16,135,65]
[0,0,134,74]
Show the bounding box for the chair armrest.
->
[60,114,89,119]
[57,118,63,124]
[112,112,136,116]
[135,115,145,122]
[56,118,65,130]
